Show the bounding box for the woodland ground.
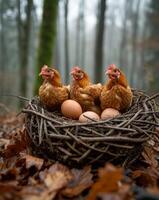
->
[0,110,159,200]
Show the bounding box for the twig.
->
[145,93,159,102]
[78,136,148,143]
[0,94,30,101]
[22,109,62,124]
[0,103,10,113]
[65,130,109,153]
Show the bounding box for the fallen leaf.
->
[97,184,133,200]
[0,167,20,182]
[132,169,157,187]
[17,163,73,200]
[96,193,121,200]
[87,164,124,200]
[142,146,158,168]
[34,163,73,199]
[98,163,118,177]
[43,163,73,189]
[62,166,93,197]
[3,129,29,158]
[0,181,19,193]
[0,138,10,149]
[23,154,44,170]
[0,182,21,200]
[148,186,159,196]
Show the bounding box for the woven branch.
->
[24,89,159,167]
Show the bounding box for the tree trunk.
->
[107,6,116,65]
[17,0,33,102]
[75,4,80,65]
[140,18,147,89]
[145,0,159,92]
[94,0,106,83]
[64,0,69,84]
[80,0,85,67]
[0,0,6,94]
[119,0,132,71]
[75,0,85,67]
[34,0,58,94]
[54,11,61,71]
[130,0,141,86]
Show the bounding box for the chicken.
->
[100,64,133,112]
[70,66,102,115]
[39,65,69,110]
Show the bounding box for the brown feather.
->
[70,69,102,115]
[100,70,133,112]
[39,67,69,110]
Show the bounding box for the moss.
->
[34,0,58,94]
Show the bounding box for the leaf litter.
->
[0,113,159,199]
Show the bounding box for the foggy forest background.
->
[0,0,158,110]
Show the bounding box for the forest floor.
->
[1,111,159,200]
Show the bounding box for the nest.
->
[23,90,159,167]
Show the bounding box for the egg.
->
[101,108,120,120]
[61,100,82,119]
[79,111,100,122]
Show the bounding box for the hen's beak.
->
[39,72,42,76]
[39,65,48,76]
[70,70,75,75]
[39,71,48,76]
[105,69,112,75]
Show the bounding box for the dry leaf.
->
[142,146,158,168]
[87,164,123,200]
[38,163,73,199]
[18,163,73,200]
[23,154,44,170]
[62,166,93,197]
[148,186,159,196]
[96,193,121,200]
[3,130,29,158]
[98,163,118,177]
[132,169,157,187]
[19,185,54,200]
[0,138,10,149]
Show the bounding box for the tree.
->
[64,0,69,84]
[146,0,159,92]
[130,0,141,86]
[34,0,58,94]
[94,0,106,83]
[0,0,6,94]
[75,0,85,67]
[17,0,33,101]
[139,6,148,90]
[0,0,19,107]
[119,0,132,70]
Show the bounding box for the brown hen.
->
[39,65,69,110]
[100,64,133,112]
[70,66,102,115]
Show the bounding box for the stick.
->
[0,94,30,101]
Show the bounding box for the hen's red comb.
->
[41,65,48,70]
[107,64,117,70]
[71,66,81,71]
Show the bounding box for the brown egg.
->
[61,100,82,119]
[79,111,100,122]
[101,108,120,120]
